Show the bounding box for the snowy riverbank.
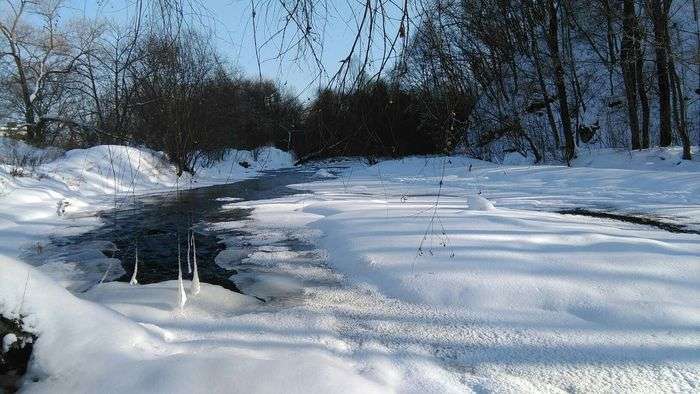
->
[0,139,292,259]
[231,147,700,392]
[1,143,699,392]
[0,141,301,392]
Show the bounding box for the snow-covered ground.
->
[1,142,699,393]
[228,147,700,392]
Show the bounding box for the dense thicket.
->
[296,80,439,159]
[0,1,302,174]
[402,0,698,162]
[298,0,699,163]
[124,35,301,173]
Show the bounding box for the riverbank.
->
[232,147,700,392]
[0,141,296,392]
[1,143,699,392]
[0,140,292,261]
[1,143,452,393]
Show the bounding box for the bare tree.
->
[546,0,576,162]
[621,0,642,149]
[648,0,673,147]
[0,0,97,143]
[71,23,143,142]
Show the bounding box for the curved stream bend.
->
[35,168,314,293]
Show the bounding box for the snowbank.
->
[0,137,63,167]
[0,255,155,392]
[573,146,699,171]
[0,256,385,393]
[313,169,337,178]
[0,141,292,260]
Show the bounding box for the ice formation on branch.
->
[191,233,201,295]
[129,246,139,285]
[177,241,187,310]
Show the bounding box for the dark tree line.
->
[400,0,698,162]
[2,0,698,169]
[124,34,301,174]
[0,2,303,175]
[296,0,698,163]
[296,75,476,160]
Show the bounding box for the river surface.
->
[41,168,315,293]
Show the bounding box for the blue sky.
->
[68,0,397,100]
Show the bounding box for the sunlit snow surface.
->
[0,257,388,393]
[1,142,699,393]
[227,148,700,392]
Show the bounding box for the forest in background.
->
[0,0,698,173]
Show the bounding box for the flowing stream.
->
[36,168,315,294]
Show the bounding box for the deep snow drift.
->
[0,256,388,394]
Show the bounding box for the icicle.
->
[177,240,187,311]
[129,246,139,285]
[186,230,192,274]
[191,233,201,295]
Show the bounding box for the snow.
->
[313,168,337,178]
[176,253,188,311]
[0,255,386,393]
[467,194,495,211]
[2,333,18,352]
[229,150,700,392]
[83,281,260,323]
[573,146,700,171]
[0,139,411,393]
[129,249,139,285]
[190,234,201,295]
[0,254,156,392]
[1,138,699,392]
[214,197,242,202]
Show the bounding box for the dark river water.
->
[46,168,314,293]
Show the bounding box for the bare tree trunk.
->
[8,48,36,142]
[667,33,692,159]
[650,0,673,147]
[602,0,617,96]
[524,5,560,149]
[693,0,700,147]
[533,45,561,150]
[669,68,691,159]
[635,47,651,148]
[631,4,650,149]
[546,0,575,162]
[562,0,583,144]
[621,0,641,149]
